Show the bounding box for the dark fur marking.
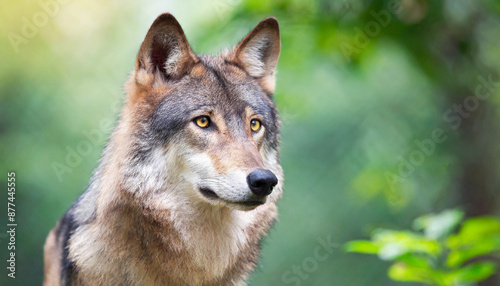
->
[56,210,78,286]
[151,39,168,78]
[265,104,280,149]
[205,64,229,92]
[224,60,246,73]
[150,97,190,144]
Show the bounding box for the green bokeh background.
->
[1,0,500,285]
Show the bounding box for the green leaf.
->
[446,236,500,267]
[413,209,464,239]
[344,240,380,254]
[450,262,497,283]
[372,229,442,259]
[448,217,500,249]
[387,262,434,284]
[446,216,500,267]
[379,242,407,260]
[398,253,433,269]
[462,217,500,236]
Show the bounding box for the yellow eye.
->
[250,119,261,132]
[195,116,210,128]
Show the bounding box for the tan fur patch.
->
[258,73,276,94]
[43,227,61,286]
[201,109,265,175]
[191,63,207,77]
[224,64,248,81]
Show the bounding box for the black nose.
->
[247,169,278,197]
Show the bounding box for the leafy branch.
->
[345,210,500,285]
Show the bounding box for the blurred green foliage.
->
[1,0,500,285]
[345,209,500,285]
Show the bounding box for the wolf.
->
[43,13,283,286]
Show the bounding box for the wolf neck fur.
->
[70,121,272,283]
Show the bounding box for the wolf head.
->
[118,13,282,212]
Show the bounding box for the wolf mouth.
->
[199,187,265,207]
[234,200,265,207]
[199,187,219,199]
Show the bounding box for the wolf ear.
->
[233,17,281,94]
[135,13,196,82]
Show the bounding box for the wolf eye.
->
[250,119,261,132]
[195,116,210,128]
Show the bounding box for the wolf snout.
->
[246,169,278,197]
